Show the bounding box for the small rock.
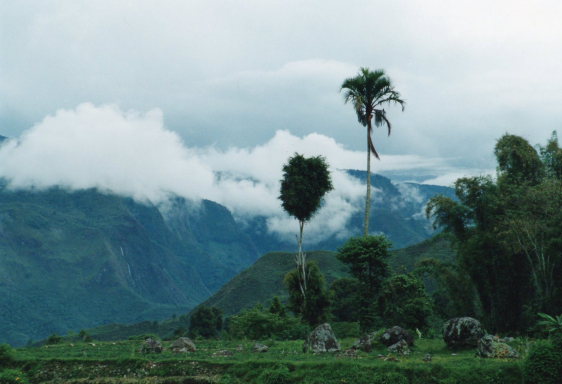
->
[303,323,340,353]
[236,344,244,351]
[253,343,269,353]
[339,348,358,358]
[140,338,162,354]
[170,337,196,353]
[477,335,519,359]
[423,353,432,362]
[380,326,414,347]
[213,349,234,357]
[383,356,399,362]
[387,339,410,356]
[352,332,378,352]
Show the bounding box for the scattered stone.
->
[423,353,432,362]
[477,335,519,359]
[380,326,414,347]
[387,339,410,356]
[443,317,485,348]
[352,331,378,352]
[303,323,341,353]
[253,343,269,353]
[170,337,196,353]
[383,356,399,362]
[140,338,163,354]
[339,348,358,358]
[500,336,515,343]
[213,349,234,357]
[237,344,244,351]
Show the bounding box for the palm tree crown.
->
[341,68,405,159]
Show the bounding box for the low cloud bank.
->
[0,104,485,242]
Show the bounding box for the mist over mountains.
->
[0,104,459,345]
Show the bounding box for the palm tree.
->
[341,68,405,236]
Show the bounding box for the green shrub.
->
[0,345,14,369]
[229,307,308,340]
[127,334,159,341]
[46,334,62,345]
[189,306,223,338]
[523,340,562,384]
[259,366,293,384]
[0,369,29,384]
[330,322,360,339]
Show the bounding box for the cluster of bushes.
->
[0,344,28,384]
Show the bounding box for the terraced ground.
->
[7,337,525,384]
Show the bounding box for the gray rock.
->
[380,326,414,347]
[170,337,196,353]
[387,339,410,356]
[213,349,234,356]
[352,331,378,352]
[477,335,519,358]
[253,343,269,353]
[423,353,432,362]
[140,338,163,354]
[303,323,340,353]
[443,317,485,348]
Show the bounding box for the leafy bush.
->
[378,273,433,330]
[259,366,293,384]
[229,307,308,340]
[0,345,14,369]
[127,333,160,341]
[46,334,62,345]
[0,369,29,384]
[189,306,223,338]
[330,322,360,339]
[523,340,562,384]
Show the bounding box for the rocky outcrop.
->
[170,337,196,353]
[443,317,485,348]
[477,335,519,358]
[303,323,340,353]
[381,326,414,347]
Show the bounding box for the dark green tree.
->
[341,68,405,235]
[189,306,223,338]
[279,153,333,305]
[378,273,433,330]
[329,277,360,322]
[426,133,562,332]
[269,296,286,318]
[337,235,391,331]
[284,261,330,326]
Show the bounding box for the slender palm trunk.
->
[364,126,372,236]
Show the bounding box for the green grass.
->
[10,338,525,384]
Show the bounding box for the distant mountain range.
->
[0,171,455,345]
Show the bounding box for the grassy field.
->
[7,337,526,384]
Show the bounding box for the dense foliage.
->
[189,306,223,338]
[337,235,391,331]
[427,132,562,333]
[284,262,331,326]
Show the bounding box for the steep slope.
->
[0,187,258,345]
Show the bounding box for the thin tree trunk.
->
[364,125,372,236]
[296,220,307,300]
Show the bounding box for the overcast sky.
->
[2,0,562,176]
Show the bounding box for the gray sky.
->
[2,0,562,174]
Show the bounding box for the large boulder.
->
[380,326,414,347]
[477,335,519,358]
[388,339,411,356]
[140,338,163,354]
[170,337,196,353]
[443,317,485,348]
[303,323,340,353]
